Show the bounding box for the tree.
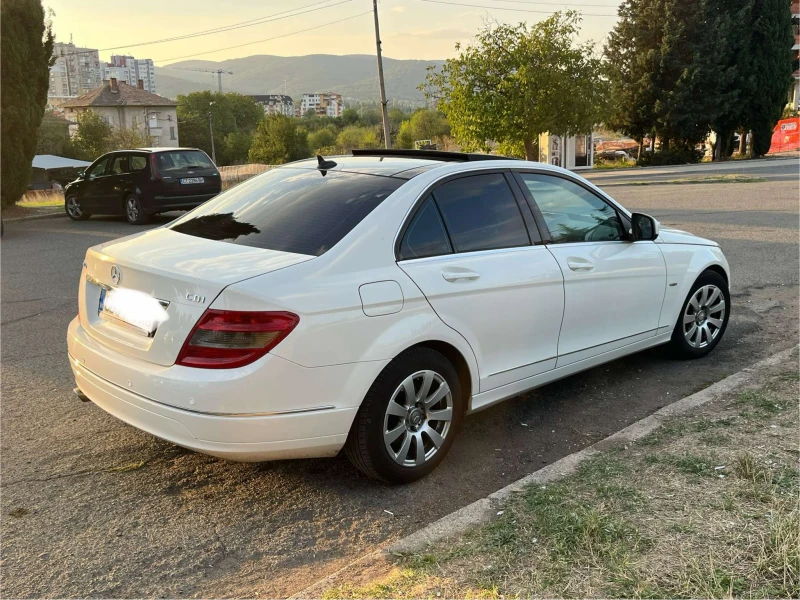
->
[336,126,380,151]
[71,110,112,160]
[423,12,607,160]
[1,0,54,207]
[36,113,72,156]
[177,92,263,165]
[223,131,254,164]
[248,115,310,164]
[107,125,151,150]
[745,0,794,156]
[308,126,337,153]
[396,109,450,148]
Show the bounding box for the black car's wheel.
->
[124,194,150,225]
[65,194,90,221]
[669,270,730,359]
[345,347,463,484]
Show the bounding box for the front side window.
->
[432,173,530,253]
[399,196,452,260]
[169,168,403,256]
[519,173,624,243]
[87,157,110,177]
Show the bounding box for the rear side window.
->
[169,168,403,256]
[130,155,147,171]
[433,173,530,253]
[156,150,214,172]
[110,155,128,174]
[399,196,452,260]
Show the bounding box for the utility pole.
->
[207,111,216,164]
[372,0,391,148]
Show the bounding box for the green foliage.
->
[176,91,263,165]
[394,109,450,149]
[222,131,254,164]
[248,114,310,164]
[606,0,793,162]
[36,114,71,156]
[70,110,113,160]
[308,126,338,153]
[336,125,380,151]
[1,0,54,207]
[107,124,152,151]
[424,11,608,160]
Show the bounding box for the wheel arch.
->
[397,340,474,413]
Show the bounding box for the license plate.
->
[98,287,168,337]
[180,177,204,184]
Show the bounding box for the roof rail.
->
[351,148,519,162]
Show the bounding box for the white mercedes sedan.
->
[68,150,730,483]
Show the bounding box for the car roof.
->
[283,155,447,179]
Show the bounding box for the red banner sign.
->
[769,118,800,153]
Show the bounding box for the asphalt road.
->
[2,160,798,598]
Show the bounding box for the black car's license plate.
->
[180,177,204,184]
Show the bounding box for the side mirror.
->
[77,170,85,178]
[631,213,659,241]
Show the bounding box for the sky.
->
[44,0,621,66]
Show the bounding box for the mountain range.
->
[155,54,441,103]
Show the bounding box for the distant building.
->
[101,55,157,94]
[539,133,594,171]
[48,42,102,101]
[251,94,295,116]
[300,92,343,118]
[61,78,179,147]
[790,0,800,111]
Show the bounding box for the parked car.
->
[68,150,731,483]
[64,148,221,225]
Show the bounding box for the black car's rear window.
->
[156,150,214,171]
[169,168,404,256]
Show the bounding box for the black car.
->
[64,148,221,225]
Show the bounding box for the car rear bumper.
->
[147,193,219,214]
[71,357,356,461]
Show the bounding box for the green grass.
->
[619,175,768,186]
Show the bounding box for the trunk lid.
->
[79,227,313,366]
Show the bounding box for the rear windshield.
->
[156,150,215,171]
[169,168,404,256]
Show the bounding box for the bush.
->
[637,146,703,166]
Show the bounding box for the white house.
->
[61,78,179,147]
[538,133,594,171]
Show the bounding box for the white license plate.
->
[98,287,169,337]
[180,177,204,184]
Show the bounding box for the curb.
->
[290,344,798,598]
[4,211,66,222]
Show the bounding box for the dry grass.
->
[324,365,799,599]
[18,190,65,207]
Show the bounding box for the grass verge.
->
[620,174,767,186]
[17,190,65,207]
[325,367,799,599]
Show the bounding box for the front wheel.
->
[124,194,150,225]
[345,347,463,484]
[669,270,730,359]
[65,194,90,221]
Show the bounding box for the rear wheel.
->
[345,347,463,484]
[670,270,729,359]
[125,194,150,225]
[65,194,90,221]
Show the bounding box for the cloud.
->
[391,6,406,12]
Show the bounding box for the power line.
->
[468,0,619,5]
[157,10,374,63]
[416,0,619,17]
[55,0,351,57]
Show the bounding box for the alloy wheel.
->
[383,370,453,467]
[126,197,139,222]
[683,284,726,348]
[66,196,82,218]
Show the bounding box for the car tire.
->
[124,194,150,225]
[669,270,730,359]
[65,194,90,221]
[345,347,463,484]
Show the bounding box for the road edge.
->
[290,344,798,599]
[4,211,66,222]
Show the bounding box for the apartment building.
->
[48,42,102,101]
[100,55,157,94]
[300,92,343,118]
[251,94,295,116]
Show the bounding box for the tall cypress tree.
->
[1,0,54,208]
[745,0,794,156]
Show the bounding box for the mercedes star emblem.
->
[110,265,121,285]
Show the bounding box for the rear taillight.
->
[150,154,161,181]
[176,310,299,369]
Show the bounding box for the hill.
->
[155,54,440,103]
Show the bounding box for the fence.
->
[218,164,276,190]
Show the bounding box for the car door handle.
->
[441,268,481,282]
[567,258,595,272]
